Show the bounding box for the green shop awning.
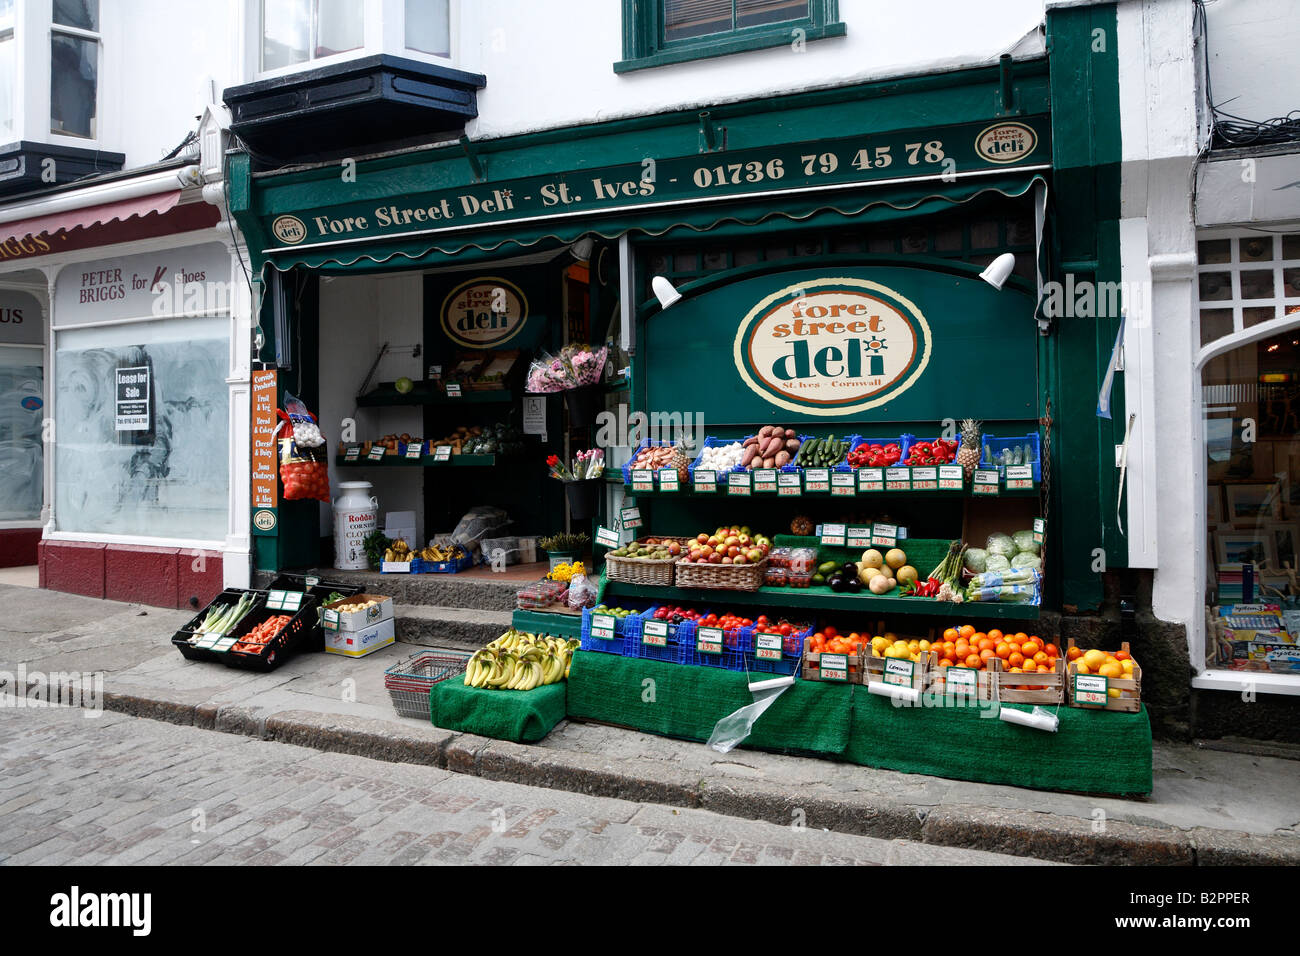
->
[261,170,1048,274]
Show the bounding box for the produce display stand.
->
[428,676,567,743]
[562,650,1152,796]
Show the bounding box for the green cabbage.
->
[1012,530,1040,556]
[986,533,1015,558]
[1010,552,1042,570]
[963,548,988,573]
[986,553,1011,572]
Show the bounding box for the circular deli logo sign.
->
[974,122,1038,164]
[733,278,932,417]
[253,509,277,531]
[440,277,528,349]
[271,215,308,245]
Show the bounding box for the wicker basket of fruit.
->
[674,556,767,591]
[604,537,688,587]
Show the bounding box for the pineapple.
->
[956,419,982,478]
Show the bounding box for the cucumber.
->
[817,560,840,576]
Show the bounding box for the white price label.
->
[367,445,386,460]
[658,469,680,492]
[881,657,915,687]
[803,468,830,492]
[945,667,978,693]
[858,467,884,492]
[620,506,643,530]
[778,472,801,496]
[819,653,848,681]
[755,633,783,661]
[846,526,872,549]
[911,466,938,490]
[753,469,777,492]
[595,526,622,549]
[591,614,617,640]
[696,626,724,655]
[1073,674,1108,707]
[631,470,654,491]
[446,383,462,397]
[831,472,855,496]
[884,467,910,490]
[642,619,669,646]
[693,470,716,492]
[820,523,847,547]
[404,444,423,459]
[434,445,452,461]
[344,445,361,461]
[728,472,752,496]
[938,465,964,489]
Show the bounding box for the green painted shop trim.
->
[616,0,845,74]
[228,55,1051,273]
[260,171,1047,274]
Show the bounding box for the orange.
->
[1098,662,1123,679]
[943,628,959,642]
[1014,632,1028,643]
[1114,650,1131,661]
[1033,651,1049,665]
[1044,643,1059,657]
[1008,652,1024,668]
[1010,666,1022,673]
[979,648,995,664]
[959,625,976,640]
[964,653,982,669]
[1066,646,1082,661]
[942,642,955,657]
[995,642,1011,659]
[937,659,951,669]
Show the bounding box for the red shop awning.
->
[1,189,182,241]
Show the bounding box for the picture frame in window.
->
[1224,482,1284,524]
[1213,528,1277,570]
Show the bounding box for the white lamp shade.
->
[979,253,1017,290]
[651,275,682,309]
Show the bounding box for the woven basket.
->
[603,536,691,587]
[673,556,767,592]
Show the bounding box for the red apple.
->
[708,552,722,564]
[721,556,733,564]
[733,555,748,565]
[696,533,708,544]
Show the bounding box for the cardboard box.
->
[322,594,394,632]
[325,617,395,657]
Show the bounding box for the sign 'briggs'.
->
[733,278,932,416]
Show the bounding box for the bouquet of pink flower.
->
[546,448,604,481]
[526,344,608,393]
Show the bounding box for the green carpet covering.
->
[429,678,567,743]
[845,688,1152,795]
[566,651,1153,795]
[565,651,852,755]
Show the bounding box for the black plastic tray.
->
[171,589,265,663]
[266,575,363,652]
[221,595,320,672]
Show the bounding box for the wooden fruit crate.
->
[1065,639,1142,712]
[988,654,1066,705]
[800,637,864,684]
[862,649,932,693]
[927,661,995,701]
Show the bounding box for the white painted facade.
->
[1112,0,1300,695]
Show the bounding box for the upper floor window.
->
[404,0,449,57]
[0,0,14,140]
[262,0,364,72]
[617,0,843,73]
[51,0,99,139]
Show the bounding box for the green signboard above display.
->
[260,117,1049,256]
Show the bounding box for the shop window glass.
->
[1198,238,1232,264]
[663,0,809,42]
[830,236,862,254]
[1200,309,1233,347]
[50,32,96,138]
[646,252,670,275]
[405,0,449,57]
[1283,268,1300,297]
[733,247,761,266]
[1239,236,1274,262]
[793,239,821,257]
[0,345,42,522]
[54,319,229,540]
[970,220,999,249]
[1203,328,1300,676]
[1007,218,1034,246]
[866,236,895,254]
[1243,306,1277,328]
[1240,270,1276,300]
[900,231,928,254]
[934,225,962,252]
[673,251,698,272]
[1283,235,1300,261]
[762,242,789,260]
[1199,272,1232,301]
[701,248,727,270]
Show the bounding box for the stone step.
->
[394,606,513,651]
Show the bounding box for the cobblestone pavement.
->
[0,706,1059,866]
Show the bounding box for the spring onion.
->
[191,592,256,644]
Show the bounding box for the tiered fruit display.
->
[931,625,1059,673]
[847,441,903,468]
[752,615,811,655]
[680,526,772,566]
[463,629,580,690]
[742,426,801,469]
[1067,646,1137,698]
[870,633,930,663]
[650,605,705,625]
[902,438,958,465]
[608,538,683,561]
[793,435,849,468]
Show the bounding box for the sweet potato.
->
[741,445,758,467]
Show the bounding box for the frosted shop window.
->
[53,318,229,540]
[1198,231,1300,677]
[0,344,43,521]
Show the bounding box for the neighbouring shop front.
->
[218,19,1157,791]
[0,159,253,609]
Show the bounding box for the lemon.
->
[1107,688,1121,698]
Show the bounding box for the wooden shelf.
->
[335,453,512,468]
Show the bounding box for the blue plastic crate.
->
[409,554,474,574]
[579,605,641,655]
[847,434,914,466]
[747,623,815,676]
[689,624,752,671]
[624,606,695,664]
[979,432,1042,482]
[785,434,857,472]
[687,436,744,480]
[622,438,689,484]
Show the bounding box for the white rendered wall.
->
[1201,0,1300,130]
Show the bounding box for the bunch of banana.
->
[419,543,465,562]
[383,538,414,563]
[463,629,582,690]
